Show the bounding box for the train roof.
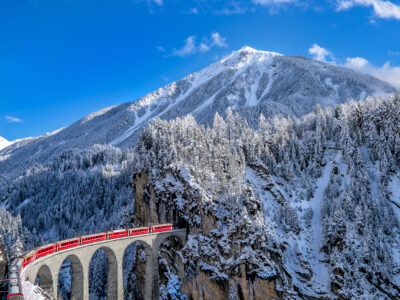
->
[129,226,150,230]
[109,229,127,233]
[37,243,56,250]
[22,250,35,258]
[81,232,106,238]
[57,237,81,244]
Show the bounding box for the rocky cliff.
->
[130,119,285,299]
[125,95,400,299]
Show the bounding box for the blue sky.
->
[1,0,400,141]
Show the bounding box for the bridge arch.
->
[57,254,84,300]
[34,264,53,297]
[154,231,186,250]
[122,239,152,299]
[16,229,187,300]
[89,246,118,299]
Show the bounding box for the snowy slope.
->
[0,46,396,179]
[2,92,400,297]
[126,96,400,299]
[0,136,11,151]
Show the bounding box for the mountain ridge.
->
[0,47,396,179]
[1,47,400,299]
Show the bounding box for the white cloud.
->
[172,36,197,56]
[308,43,332,62]
[182,1,246,15]
[211,32,228,48]
[214,2,246,15]
[157,46,165,53]
[253,0,296,5]
[199,42,210,53]
[171,32,228,57]
[306,44,400,89]
[152,0,163,6]
[190,7,199,14]
[6,116,23,123]
[337,0,400,20]
[345,57,400,89]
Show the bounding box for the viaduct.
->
[15,229,187,300]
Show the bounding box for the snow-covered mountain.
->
[0,137,10,151]
[0,46,395,178]
[1,47,399,299]
[127,97,400,299]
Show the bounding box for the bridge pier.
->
[103,247,118,299]
[144,244,154,300]
[115,253,124,300]
[81,260,90,300]
[69,255,84,300]
[52,270,58,299]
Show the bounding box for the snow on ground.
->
[389,173,400,210]
[360,146,380,203]
[246,148,342,297]
[13,198,32,212]
[387,171,400,286]
[302,149,341,294]
[111,47,280,146]
[0,137,11,151]
[22,281,45,300]
[324,77,339,96]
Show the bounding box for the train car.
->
[22,250,36,268]
[36,244,57,259]
[9,257,24,273]
[151,224,173,233]
[7,276,23,299]
[57,237,81,251]
[107,229,127,239]
[8,257,24,299]
[128,227,150,236]
[81,233,106,245]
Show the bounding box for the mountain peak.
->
[0,136,11,151]
[238,45,257,52]
[236,45,282,56]
[0,48,396,176]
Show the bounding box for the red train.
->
[20,224,172,270]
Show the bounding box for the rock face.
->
[132,145,283,299]
[126,95,400,299]
[125,115,290,299]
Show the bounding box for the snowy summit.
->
[0,137,10,151]
[0,47,396,178]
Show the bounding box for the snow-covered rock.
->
[124,96,400,298]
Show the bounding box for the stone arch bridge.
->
[19,229,186,300]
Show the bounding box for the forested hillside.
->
[2,94,400,298]
[1,48,400,299]
[127,95,400,298]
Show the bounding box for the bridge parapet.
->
[9,229,187,300]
